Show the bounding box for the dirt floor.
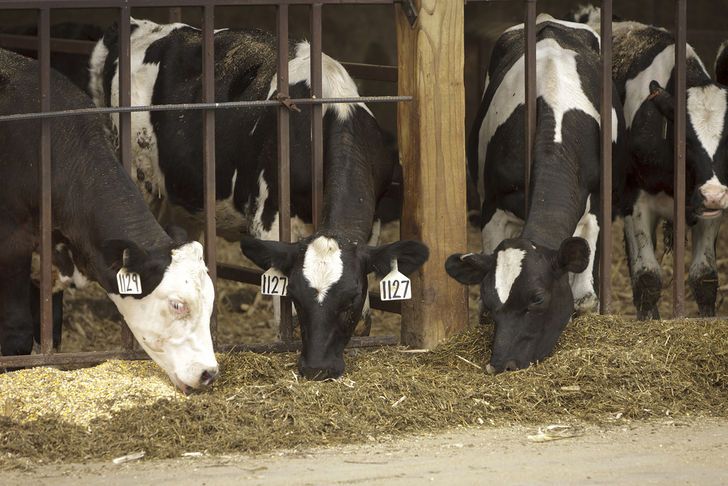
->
[1,418,727,485]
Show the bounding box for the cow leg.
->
[0,252,34,357]
[353,219,382,337]
[623,207,662,320]
[688,215,722,317]
[569,198,599,314]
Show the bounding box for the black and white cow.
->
[89,18,429,380]
[574,6,728,319]
[0,47,218,392]
[715,40,728,86]
[446,15,624,373]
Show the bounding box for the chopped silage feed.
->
[0,360,182,427]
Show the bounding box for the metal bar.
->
[0,97,413,122]
[524,0,536,218]
[38,8,53,356]
[0,0,399,8]
[0,33,95,55]
[599,0,612,314]
[0,335,399,368]
[118,5,135,350]
[277,3,294,342]
[673,0,686,318]
[202,4,218,344]
[311,2,324,230]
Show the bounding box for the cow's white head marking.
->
[108,241,217,391]
[495,248,526,303]
[303,236,344,303]
[688,84,727,160]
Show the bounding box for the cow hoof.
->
[689,270,718,318]
[632,271,662,321]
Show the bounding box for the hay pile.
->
[2,314,727,469]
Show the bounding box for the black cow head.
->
[648,80,728,225]
[446,237,589,374]
[241,235,429,380]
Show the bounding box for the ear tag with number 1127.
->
[380,259,411,301]
[261,267,288,296]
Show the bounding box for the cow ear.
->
[445,252,494,285]
[556,237,590,274]
[648,80,675,122]
[164,223,189,245]
[364,240,429,278]
[240,237,298,274]
[100,239,148,272]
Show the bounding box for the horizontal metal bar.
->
[0,96,413,122]
[0,336,399,369]
[0,0,397,9]
[0,32,95,55]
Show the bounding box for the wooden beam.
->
[396,0,468,349]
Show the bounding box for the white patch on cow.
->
[569,196,599,312]
[266,41,373,121]
[715,40,728,79]
[623,42,704,128]
[88,41,109,107]
[623,190,671,285]
[249,117,260,136]
[504,14,600,46]
[30,244,90,293]
[688,84,727,159]
[482,209,524,254]
[495,248,525,304]
[477,36,603,197]
[250,170,312,241]
[108,241,217,390]
[303,236,344,303]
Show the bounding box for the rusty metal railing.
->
[0,0,412,369]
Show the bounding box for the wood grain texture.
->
[396,0,468,349]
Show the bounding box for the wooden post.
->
[396,0,467,349]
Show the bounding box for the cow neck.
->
[57,151,173,292]
[520,156,584,250]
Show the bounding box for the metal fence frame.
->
[0,0,691,369]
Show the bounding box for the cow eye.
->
[529,293,545,307]
[168,299,188,315]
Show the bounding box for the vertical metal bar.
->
[599,0,613,314]
[524,0,536,218]
[38,8,53,356]
[672,0,686,318]
[277,4,293,342]
[202,4,218,344]
[118,6,135,350]
[168,7,182,23]
[310,3,324,231]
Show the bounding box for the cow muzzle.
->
[699,180,728,217]
[297,355,345,380]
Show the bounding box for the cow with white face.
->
[0,48,217,392]
[89,18,429,380]
[446,15,625,373]
[574,6,728,319]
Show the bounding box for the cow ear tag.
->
[380,259,411,301]
[116,268,142,295]
[261,268,288,296]
[116,249,142,295]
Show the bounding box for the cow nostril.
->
[504,360,519,372]
[200,368,218,387]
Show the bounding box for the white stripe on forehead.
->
[495,248,526,304]
[303,236,344,303]
[688,85,727,160]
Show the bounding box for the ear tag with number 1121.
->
[261,267,288,296]
[380,259,411,301]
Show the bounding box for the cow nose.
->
[700,181,728,209]
[504,360,519,372]
[298,357,344,381]
[199,367,218,387]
